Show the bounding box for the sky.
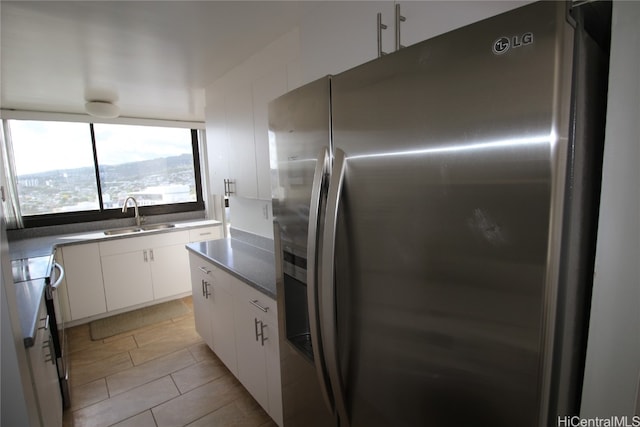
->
[9,120,193,175]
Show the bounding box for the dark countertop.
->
[15,279,47,348]
[186,239,276,299]
[12,254,54,284]
[9,219,222,259]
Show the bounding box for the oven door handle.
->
[51,262,65,289]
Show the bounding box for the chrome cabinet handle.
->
[306,146,334,412]
[395,4,406,51]
[204,281,211,298]
[254,318,268,346]
[322,148,350,426]
[224,179,235,196]
[250,299,269,313]
[201,279,205,297]
[260,322,267,346]
[149,249,154,262]
[198,266,211,275]
[143,250,148,262]
[377,12,388,57]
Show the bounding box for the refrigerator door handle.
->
[321,147,350,427]
[307,146,335,413]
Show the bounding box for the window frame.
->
[10,121,205,228]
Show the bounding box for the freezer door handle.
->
[306,146,335,413]
[321,147,350,426]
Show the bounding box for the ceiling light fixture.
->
[85,100,120,119]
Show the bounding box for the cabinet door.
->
[225,82,259,198]
[189,254,213,348]
[252,67,288,200]
[102,250,153,311]
[264,313,283,426]
[205,83,231,197]
[150,243,191,300]
[397,1,528,48]
[28,302,62,427]
[210,279,237,375]
[233,286,269,412]
[60,243,106,320]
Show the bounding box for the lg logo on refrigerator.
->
[492,32,534,55]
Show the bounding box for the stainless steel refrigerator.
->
[269,2,610,426]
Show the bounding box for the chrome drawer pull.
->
[250,299,268,312]
[198,266,211,275]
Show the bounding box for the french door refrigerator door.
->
[327,2,574,426]
[269,76,336,426]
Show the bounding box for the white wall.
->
[580,0,640,417]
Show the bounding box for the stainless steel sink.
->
[103,227,142,236]
[141,223,175,231]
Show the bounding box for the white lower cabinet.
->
[188,254,282,426]
[233,278,282,425]
[188,253,237,374]
[27,299,63,427]
[58,224,222,322]
[150,242,192,300]
[59,242,106,320]
[100,231,190,311]
[101,249,155,311]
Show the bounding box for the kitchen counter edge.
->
[186,239,276,300]
[10,219,223,259]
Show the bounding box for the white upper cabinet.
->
[205,84,230,197]
[205,30,299,201]
[297,1,533,84]
[252,66,288,200]
[298,2,394,83]
[396,1,532,49]
[225,81,260,199]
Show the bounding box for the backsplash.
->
[7,210,206,241]
[230,227,274,253]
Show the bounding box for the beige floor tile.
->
[70,351,134,387]
[111,410,157,427]
[107,348,196,396]
[130,330,202,366]
[187,342,217,362]
[70,378,109,411]
[171,358,228,394]
[67,323,98,354]
[185,394,271,427]
[134,315,198,348]
[70,335,138,367]
[72,376,179,427]
[103,318,174,344]
[152,374,245,427]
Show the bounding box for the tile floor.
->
[63,297,277,427]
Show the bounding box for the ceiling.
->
[0,1,302,122]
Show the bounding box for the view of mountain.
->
[17,154,196,215]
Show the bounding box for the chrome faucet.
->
[122,196,142,227]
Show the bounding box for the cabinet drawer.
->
[189,254,232,293]
[189,226,223,242]
[233,279,277,322]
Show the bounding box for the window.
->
[5,119,204,227]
